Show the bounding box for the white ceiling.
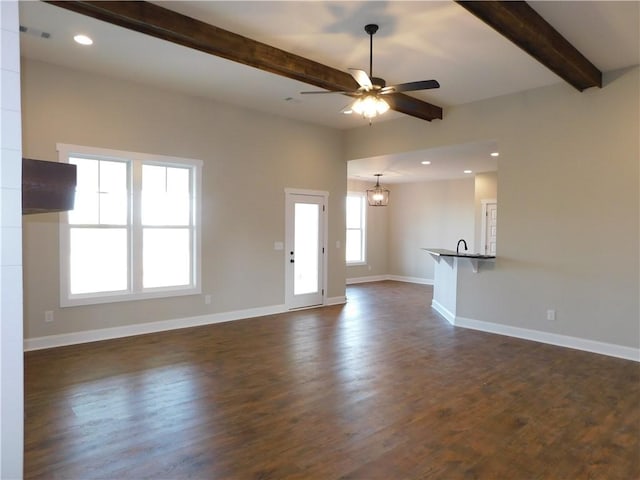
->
[349,140,499,184]
[18,1,639,183]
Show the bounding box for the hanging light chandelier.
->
[367,174,390,206]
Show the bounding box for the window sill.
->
[61,285,201,307]
[346,262,367,267]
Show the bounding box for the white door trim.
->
[480,199,497,255]
[284,189,329,309]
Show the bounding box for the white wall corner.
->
[0,2,24,478]
[326,295,346,306]
[431,300,456,325]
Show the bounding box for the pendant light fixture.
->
[367,174,390,206]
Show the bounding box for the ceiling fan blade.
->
[349,69,373,89]
[380,80,440,94]
[300,90,354,94]
[384,93,443,121]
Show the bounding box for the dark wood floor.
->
[25,281,639,479]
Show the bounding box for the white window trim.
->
[57,143,203,307]
[346,191,367,266]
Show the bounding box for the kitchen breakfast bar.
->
[422,248,495,324]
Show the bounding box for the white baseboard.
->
[24,295,349,352]
[446,313,639,362]
[387,275,433,285]
[431,299,455,324]
[326,296,347,306]
[346,275,388,284]
[24,304,287,351]
[347,275,433,285]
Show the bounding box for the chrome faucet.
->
[456,239,468,254]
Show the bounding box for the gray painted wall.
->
[345,67,639,349]
[21,59,347,339]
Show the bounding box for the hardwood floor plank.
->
[24,281,640,479]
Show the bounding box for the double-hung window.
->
[346,192,366,264]
[58,144,202,306]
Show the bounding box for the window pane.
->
[346,196,362,229]
[346,194,365,264]
[69,191,99,225]
[99,160,128,225]
[143,228,191,288]
[68,157,128,225]
[142,165,191,226]
[167,167,190,193]
[99,160,126,192]
[142,192,190,226]
[142,164,165,192]
[69,157,99,224]
[70,228,128,294]
[346,229,363,263]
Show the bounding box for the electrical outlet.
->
[204,294,212,305]
[44,310,54,322]
[546,309,556,321]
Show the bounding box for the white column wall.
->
[0,1,24,477]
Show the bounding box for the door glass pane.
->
[70,228,128,294]
[294,203,319,295]
[143,228,191,288]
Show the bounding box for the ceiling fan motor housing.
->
[371,77,386,89]
[364,24,379,35]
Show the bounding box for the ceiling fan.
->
[301,24,440,121]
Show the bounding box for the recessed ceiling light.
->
[464,170,473,174]
[421,161,431,165]
[490,152,499,157]
[74,34,93,46]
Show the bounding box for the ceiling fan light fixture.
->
[366,174,390,206]
[351,95,389,119]
[300,23,439,123]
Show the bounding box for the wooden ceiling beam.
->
[45,1,442,122]
[456,1,602,91]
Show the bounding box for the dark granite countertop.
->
[421,248,495,259]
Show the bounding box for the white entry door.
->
[481,201,498,255]
[285,191,327,309]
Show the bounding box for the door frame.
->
[284,188,329,309]
[480,199,497,255]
